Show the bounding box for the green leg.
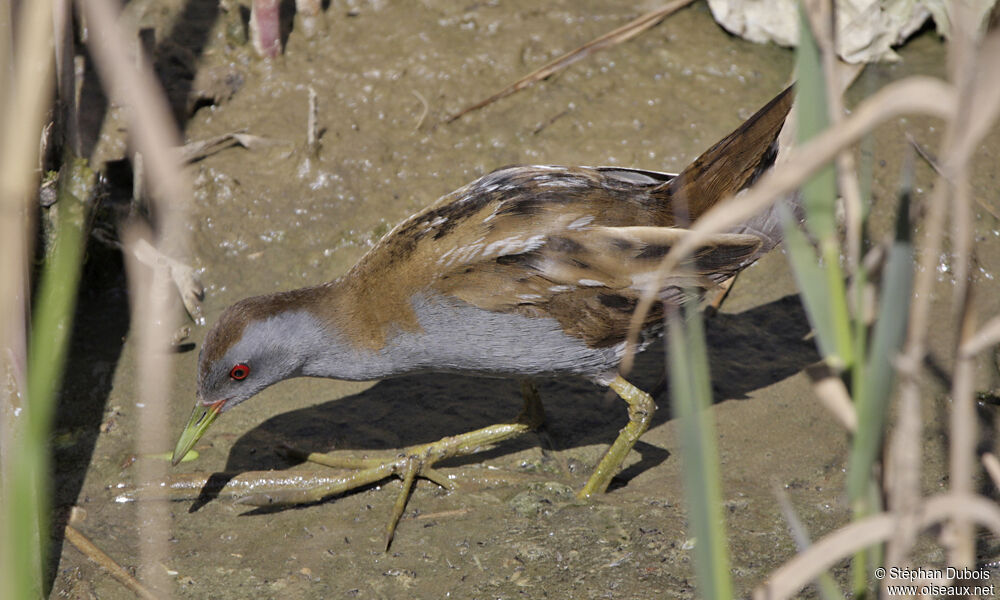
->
[240,381,546,549]
[577,375,656,499]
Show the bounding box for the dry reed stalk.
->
[78,0,194,593]
[888,25,1000,573]
[804,363,857,433]
[123,224,173,593]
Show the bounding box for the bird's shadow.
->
[191,293,817,511]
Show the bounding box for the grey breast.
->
[380,292,623,382]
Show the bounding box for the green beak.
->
[171,400,223,466]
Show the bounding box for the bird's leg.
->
[240,381,546,548]
[704,273,738,317]
[577,375,656,499]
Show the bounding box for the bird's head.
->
[171,295,319,465]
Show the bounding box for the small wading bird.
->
[173,85,796,548]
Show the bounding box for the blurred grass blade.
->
[781,207,839,361]
[786,2,853,371]
[847,172,914,502]
[15,159,94,597]
[795,2,836,242]
[1,0,58,593]
[668,301,732,600]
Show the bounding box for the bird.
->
[172,84,796,548]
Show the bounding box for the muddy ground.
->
[47,1,1000,599]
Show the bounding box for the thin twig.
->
[307,86,320,155]
[411,90,429,132]
[907,132,1000,221]
[446,0,695,123]
[177,130,280,163]
[532,107,571,135]
[411,508,471,521]
[64,525,162,600]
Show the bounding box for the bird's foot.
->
[576,376,655,499]
[239,382,545,549]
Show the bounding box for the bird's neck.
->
[268,282,420,382]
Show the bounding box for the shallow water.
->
[48,2,1000,599]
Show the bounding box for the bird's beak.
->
[171,399,225,466]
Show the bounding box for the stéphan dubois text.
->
[887,566,991,582]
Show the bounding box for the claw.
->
[385,458,421,550]
[421,467,454,490]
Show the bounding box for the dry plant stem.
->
[884,376,922,577]
[945,6,979,306]
[890,29,1000,571]
[942,29,1000,568]
[885,126,958,581]
[64,525,161,600]
[79,0,192,590]
[949,284,977,566]
[804,363,857,433]
[754,493,1000,600]
[621,76,957,373]
[124,226,174,592]
[960,315,1000,357]
[446,0,695,122]
[772,483,844,599]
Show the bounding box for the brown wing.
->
[432,218,761,347]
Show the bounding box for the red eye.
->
[229,363,250,380]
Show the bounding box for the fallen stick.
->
[64,524,162,600]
